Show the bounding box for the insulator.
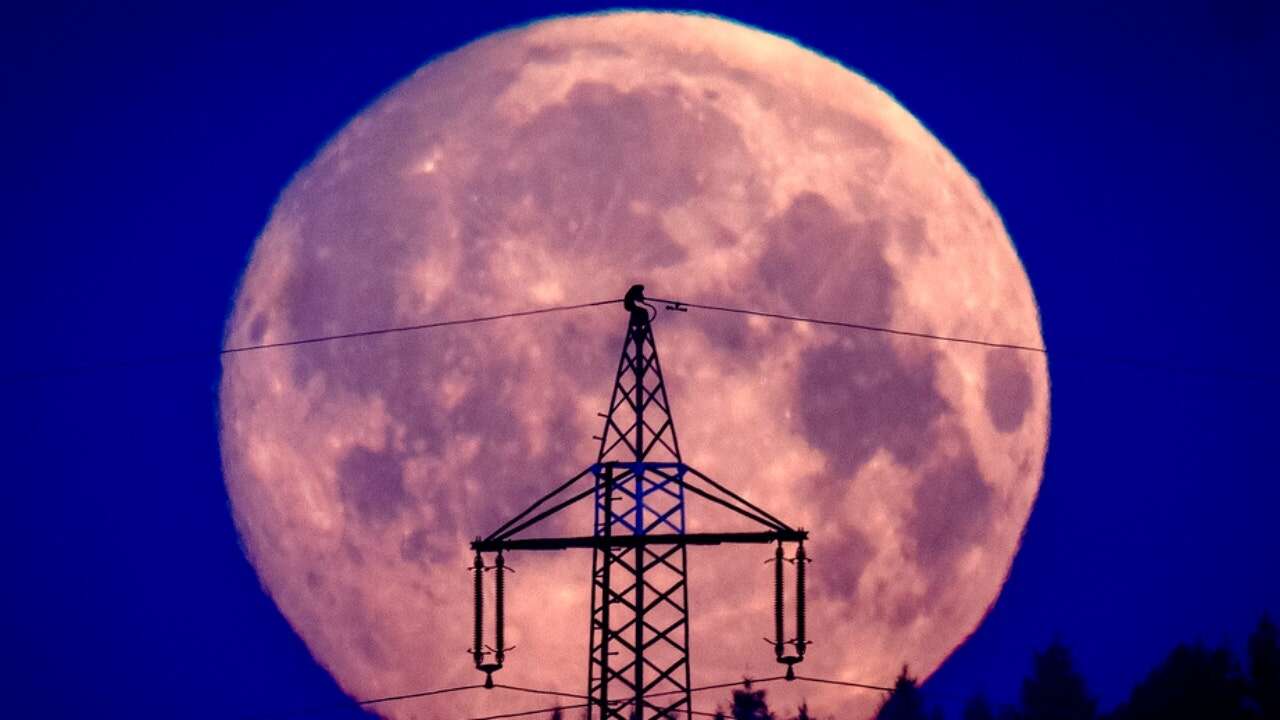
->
[773,542,785,659]
[472,552,486,668]
[494,552,507,665]
[795,542,808,658]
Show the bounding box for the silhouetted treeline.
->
[618,613,1278,720]
[917,614,1276,720]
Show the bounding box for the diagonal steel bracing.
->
[587,300,691,720]
[472,287,807,720]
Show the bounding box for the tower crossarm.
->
[472,529,807,553]
[482,461,798,544]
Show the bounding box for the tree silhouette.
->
[677,616,1280,720]
[876,665,930,720]
[1020,641,1096,720]
[1108,642,1248,720]
[1249,614,1280,719]
[727,679,776,720]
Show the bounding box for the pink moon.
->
[220,11,1048,719]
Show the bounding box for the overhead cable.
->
[649,296,1045,353]
[221,299,622,355]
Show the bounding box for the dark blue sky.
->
[3,2,1277,718]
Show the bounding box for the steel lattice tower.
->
[586,293,692,719]
[472,286,807,720]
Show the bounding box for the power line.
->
[648,675,790,698]
[320,673,890,719]
[221,299,622,355]
[651,295,1278,385]
[650,297,1044,353]
[216,291,1274,387]
[1,298,621,383]
[8,291,1277,385]
[455,675,894,720]
[462,699,729,720]
[238,671,904,719]
[243,682,488,719]
[672,706,721,718]
[476,700,722,720]
[250,673,892,718]
[356,682,489,707]
[468,701,591,720]
[793,674,895,693]
[491,683,591,702]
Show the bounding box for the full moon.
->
[220,12,1048,719]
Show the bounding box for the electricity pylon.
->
[472,286,808,720]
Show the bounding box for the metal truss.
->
[473,287,806,720]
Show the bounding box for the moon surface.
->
[220,12,1048,719]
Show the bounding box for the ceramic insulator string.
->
[795,542,808,658]
[472,552,486,667]
[773,543,785,659]
[495,552,506,665]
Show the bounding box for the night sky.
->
[3,2,1277,718]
